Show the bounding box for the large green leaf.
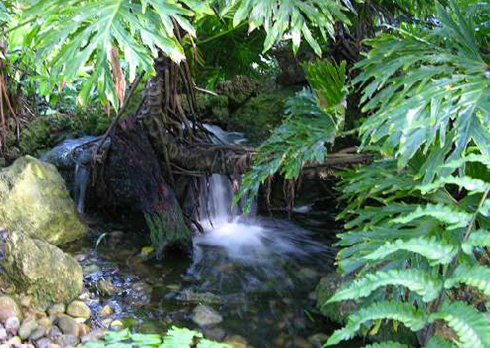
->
[444,264,490,296]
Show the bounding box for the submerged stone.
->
[191,305,223,327]
[0,156,87,246]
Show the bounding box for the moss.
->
[0,156,87,245]
[228,86,299,143]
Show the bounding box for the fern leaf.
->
[444,264,490,296]
[325,301,427,346]
[327,269,442,303]
[363,237,457,265]
[429,301,490,348]
[196,340,232,348]
[443,154,490,170]
[424,336,458,348]
[462,230,490,254]
[393,204,472,230]
[360,343,414,348]
[418,177,490,195]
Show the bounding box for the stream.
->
[55,126,360,348]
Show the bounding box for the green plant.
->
[236,59,347,211]
[323,2,490,347]
[80,327,231,348]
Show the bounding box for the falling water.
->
[41,136,96,215]
[191,125,332,293]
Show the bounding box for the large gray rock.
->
[0,156,87,246]
[191,305,223,327]
[1,229,83,306]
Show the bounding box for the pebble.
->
[49,325,62,339]
[36,338,54,348]
[191,305,223,327]
[203,327,226,341]
[4,316,20,334]
[97,279,116,297]
[98,305,114,317]
[224,335,248,348]
[57,316,79,336]
[78,323,90,337]
[66,301,91,319]
[0,327,6,341]
[48,304,66,317]
[109,320,124,331]
[18,318,38,340]
[80,328,107,343]
[30,327,47,340]
[0,296,23,323]
[56,334,79,347]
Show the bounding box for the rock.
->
[36,338,53,348]
[299,268,319,280]
[66,301,91,319]
[77,323,90,337]
[19,318,38,340]
[4,316,20,334]
[0,230,83,306]
[47,344,62,348]
[48,304,66,317]
[203,327,226,341]
[224,335,248,348]
[57,316,79,336]
[55,334,79,347]
[38,317,52,332]
[308,333,329,348]
[6,336,21,346]
[191,305,223,327]
[49,326,62,339]
[0,327,6,341]
[0,296,23,323]
[109,320,124,331]
[29,327,47,340]
[97,279,116,297]
[0,156,87,245]
[98,305,114,317]
[293,337,313,348]
[179,289,224,305]
[80,328,107,343]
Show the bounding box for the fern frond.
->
[393,204,472,230]
[325,301,427,346]
[461,230,490,254]
[429,301,490,348]
[444,264,490,296]
[161,327,202,348]
[443,154,490,171]
[363,237,457,265]
[424,336,458,348]
[418,177,490,195]
[360,343,414,348]
[327,269,442,303]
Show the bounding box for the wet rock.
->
[179,289,224,305]
[1,230,83,306]
[57,316,79,336]
[19,318,38,340]
[224,335,248,348]
[0,296,23,323]
[299,268,318,280]
[55,334,79,347]
[191,305,223,327]
[97,279,116,296]
[203,327,226,341]
[0,156,87,245]
[36,338,54,348]
[98,305,114,317]
[308,333,329,348]
[66,301,91,319]
[108,231,124,245]
[49,326,62,339]
[293,337,313,348]
[109,320,124,331]
[4,316,20,334]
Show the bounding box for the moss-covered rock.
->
[0,156,87,246]
[1,229,83,306]
[216,75,259,108]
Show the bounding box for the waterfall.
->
[74,163,90,214]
